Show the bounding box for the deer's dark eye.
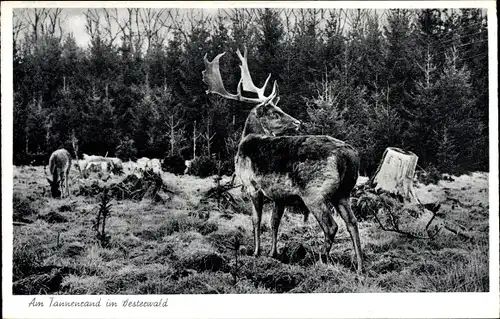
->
[270,112,280,120]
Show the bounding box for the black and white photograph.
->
[2,1,498,318]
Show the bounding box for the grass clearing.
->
[11,165,489,294]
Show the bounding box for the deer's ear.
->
[47,178,53,185]
[255,103,270,117]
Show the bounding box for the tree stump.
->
[370,147,419,203]
[354,147,473,240]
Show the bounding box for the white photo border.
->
[2,1,498,318]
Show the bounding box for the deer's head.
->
[202,47,301,137]
[46,177,61,198]
[45,164,61,198]
[251,102,301,136]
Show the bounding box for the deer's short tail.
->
[336,147,361,198]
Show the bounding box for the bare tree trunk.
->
[44,118,52,151]
[206,120,211,156]
[203,117,216,157]
[370,147,419,203]
[170,115,175,156]
[193,120,199,159]
[71,130,83,178]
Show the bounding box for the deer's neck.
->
[241,110,267,139]
[236,111,268,160]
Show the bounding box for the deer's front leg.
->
[65,173,70,197]
[60,176,66,198]
[62,174,68,198]
[250,191,264,257]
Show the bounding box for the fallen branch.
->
[370,207,442,240]
[13,221,33,227]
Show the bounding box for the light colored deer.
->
[46,149,72,198]
[81,154,123,175]
[202,47,364,273]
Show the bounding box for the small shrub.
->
[93,188,112,247]
[162,154,186,175]
[418,164,442,185]
[189,155,217,178]
[115,137,137,162]
[219,159,235,176]
[111,163,124,176]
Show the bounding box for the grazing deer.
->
[202,47,363,273]
[46,149,72,198]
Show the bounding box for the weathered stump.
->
[370,147,419,203]
[354,147,472,240]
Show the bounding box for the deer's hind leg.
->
[334,197,363,273]
[302,196,339,263]
[58,172,65,198]
[270,201,285,258]
[64,173,70,197]
[65,167,71,197]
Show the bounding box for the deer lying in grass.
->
[82,154,122,175]
[46,149,72,198]
[202,47,364,273]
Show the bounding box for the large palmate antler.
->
[202,46,278,105]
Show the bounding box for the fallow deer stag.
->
[46,149,72,198]
[202,47,364,273]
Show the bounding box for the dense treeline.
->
[13,8,488,176]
